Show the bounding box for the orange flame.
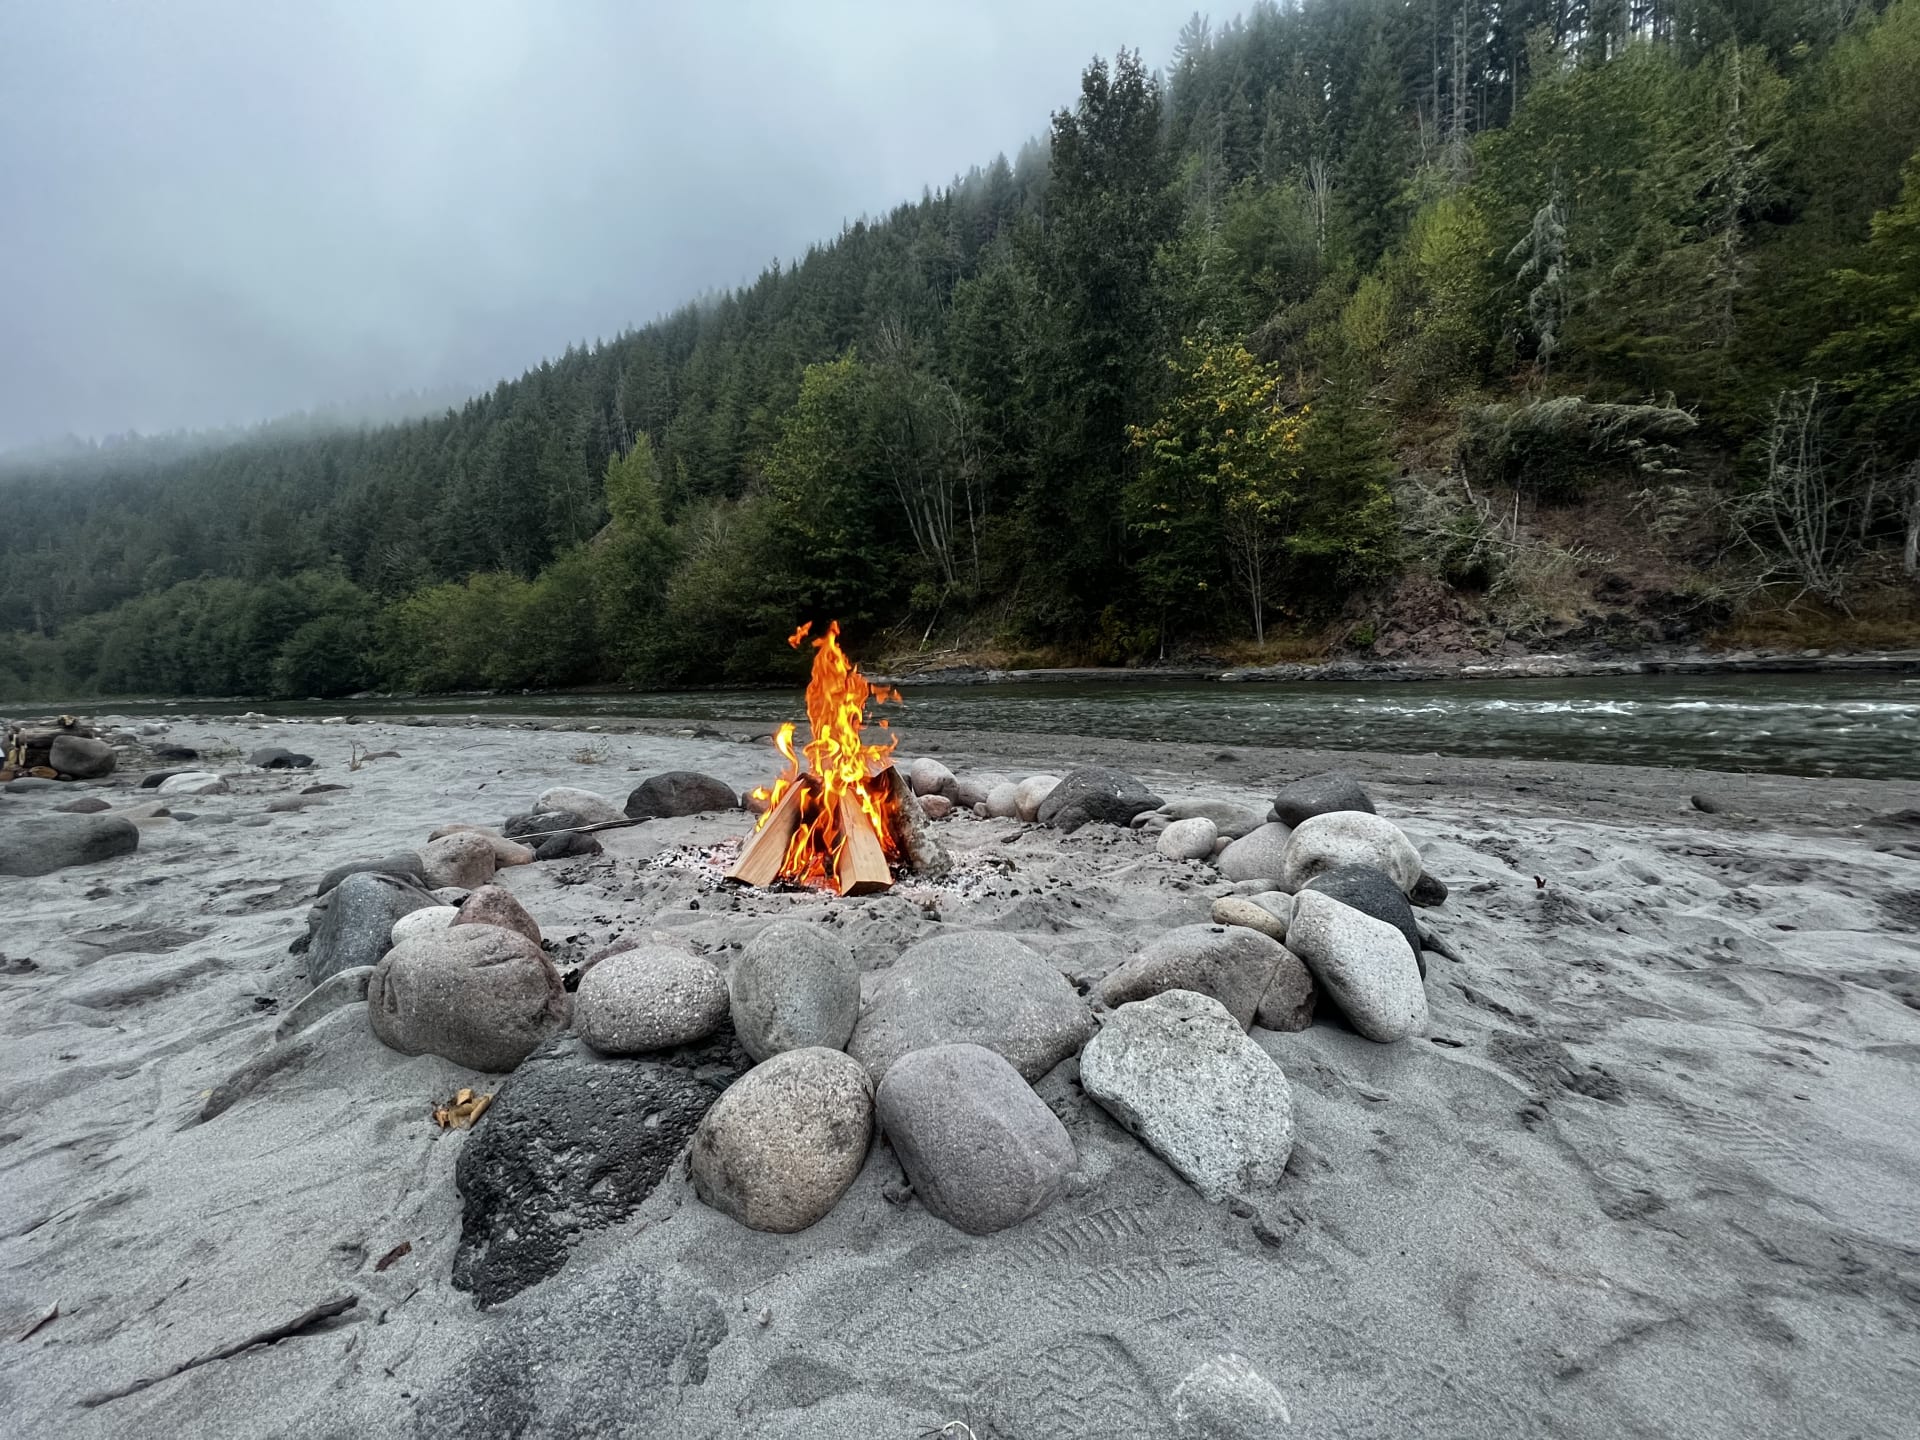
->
[748,620,901,891]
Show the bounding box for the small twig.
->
[78,1294,357,1408]
[508,816,646,845]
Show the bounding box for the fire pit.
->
[727,621,946,896]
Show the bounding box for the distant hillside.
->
[5,0,1917,701]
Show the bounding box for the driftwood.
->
[78,1294,358,1408]
[879,765,951,879]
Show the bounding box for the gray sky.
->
[0,0,1201,451]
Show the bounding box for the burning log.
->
[878,765,950,880]
[835,792,894,895]
[729,783,806,887]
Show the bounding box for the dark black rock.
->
[314,852,427,897]
[1273,771,1376,826]
[248,746,313,769]
[1035,766,1163,833]
[303,870,439,989]
[533,830,603,861]
[0,815,139,877]
[140,770,188,789]
[502,808,588,842]
[1690,793,1721,814]
[1409,871,1449,907]
[1301,863,1425,977]
[150,744,199,761]
[623,771,739,820]
[415,1258,726,1436]
[452,1032,746,1306]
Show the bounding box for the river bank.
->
[2,714,1918,1436]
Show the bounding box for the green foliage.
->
[1815,153,1920,461]
[1459,397,1699,499]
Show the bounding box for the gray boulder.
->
[452,884,543,946]
[53,796,112,814]
[368,924,568,1071]
[623,771,738,820]
[848,931,1095,1084]
[274,965,373,1041]
[247,746,312,769]
[315,852,427,896]
[419,831,498,889]
[690,1046,873,1232]
[1285,889,1428,1042]
[1140,798,1267,840]
[985,782,1022,819]
[453,1032,742,1305]
[1209,893,1289,942]
[951,772,1010,809]
[502,808,588,842]
[1216,822,1293,884]
[1096,923,1285,1030]
[908,756,956,798]
[1272,771,1375,827]
[536,785,624,826]
[729,920,860,1062]
[49,734,115,779]
[1079,989,1294,1203]
[392,906,458,944]
[576,946,730,1055]
[1252,947,1317,1032]
[1036,766,1163,832]
[1278,811,1422,894]
[1158,816,1218,861]
[157,771,227,795]
[534,830,602,861]
[1301,863,1423,976]
[1013,774,1059,821]
[876,1042,1075,1235]
[0,814,138,877]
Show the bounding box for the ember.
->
[729,621,904,895]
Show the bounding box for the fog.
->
[0,0,1199,451]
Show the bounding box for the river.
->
[75,671,1920,781]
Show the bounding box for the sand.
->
[2,711,1918,1438]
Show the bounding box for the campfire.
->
[727,621,944,896]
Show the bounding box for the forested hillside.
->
[5,0,1918,700]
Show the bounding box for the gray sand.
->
[2,714,1918,1437]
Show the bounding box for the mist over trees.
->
[5,0,1919,700]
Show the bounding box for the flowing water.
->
[75,672,1920,781]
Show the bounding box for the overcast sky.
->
[0,0,1204,452]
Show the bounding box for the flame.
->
[749,620,901,891]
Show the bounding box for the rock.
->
[575,947,729,1054]
[1284,889,1428,1042]
[690,1046,874,1232]
[453,885,543,945]
[1210,894,1289,942]
[488,835,536,866]
[729,921,860,1063]
[1143,799,1267,839]
[1252,947,1317,1032]
[534,830,602,862]
[138,770,187,789]
[1301,864,1423,974]
[301,783,347,794]
[1158,816,1218,860]
[266,793,330,813]
[1216,822,1293,884]
[368,924,568,1071]
[1079,990,1294,1203]
[1409,871,1449,907]
[274,965,373,1041]
[157,771,228,795]
[919,793,954,820]
[1097,923,1285,1030]
[53,796,112,814]
[1278,811,1422,894]
[49,734,115,779]
[848,931,1095,1084]
[502,808,588,842]
[1135,812,1172,835]
[951,772,1009,809]
[908,757,956,798]
[985,782,1021,819]
[1036,765,1163,832]
[0,814,139,877]
[4,776,57,791]
[875,1043,1076,1235]
[452,1033,740,1305]
[315,852,427,897]
[305,871,442,988]
[535,785,625,826]
[1272,771,1375,827]
[247,746,312,769]
[1690,793,1721,814]
[1013,774,1059,822]
[151,743,199,761]
[392,906,459,944]
[419,831,498,889]
[432,887,471,906]
[1171,1353,1293,1437]
[623,771,738,820]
